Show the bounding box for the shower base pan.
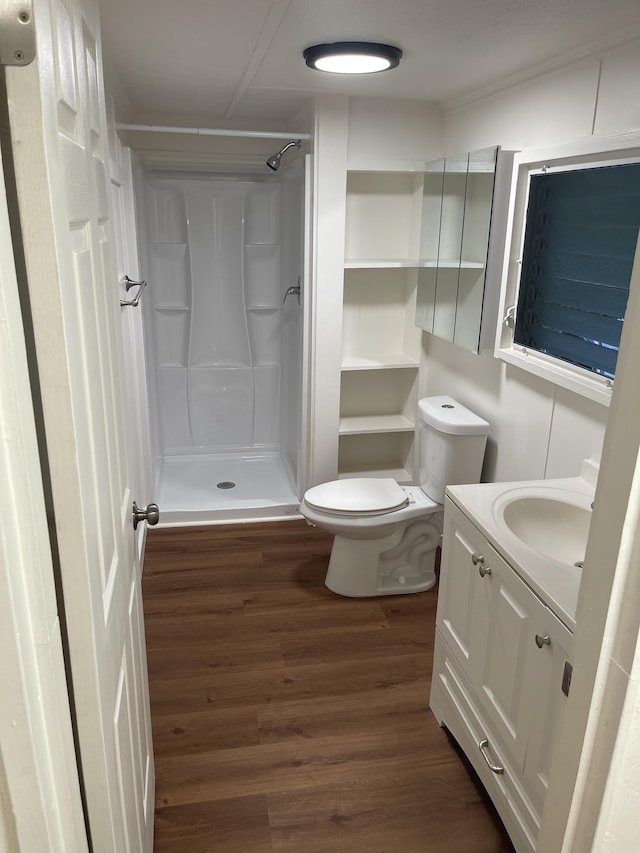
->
[155,451,301,526]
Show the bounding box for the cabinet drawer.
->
[431,632,539,853]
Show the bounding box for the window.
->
[496,135,640,405]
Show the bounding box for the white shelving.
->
[338,169,423,481]
[339,414,414,435]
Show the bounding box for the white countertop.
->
[445,463,597,631]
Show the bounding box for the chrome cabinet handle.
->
[478,564,492,577]
[471,553,484,565]
[120,275,148,307]
[132,501,160,530]
[535,633,551,648]
[478,738,504,774]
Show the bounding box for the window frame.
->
[495,132,640,406]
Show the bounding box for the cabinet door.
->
[454,146,498,352]
[436,499,486,675]
[433,152,468,341]
[522,608,573,817]
[472,544,542,767]
[438,499,547,768]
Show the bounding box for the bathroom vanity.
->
[430,468,596,852]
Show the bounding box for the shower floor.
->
[156,451,301,525]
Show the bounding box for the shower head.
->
[266,139,302,171]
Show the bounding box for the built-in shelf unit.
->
[337,151,512,482]
[339,164,424,482]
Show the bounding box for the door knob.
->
[535,633,551,648]
[132,501,160,530]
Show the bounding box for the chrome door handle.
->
[478,738,504,774]
[132,501,159,530]
[478,564,492,577]
[535,633,551,648]
[471,553,484,565]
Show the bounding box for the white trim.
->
[494,131,640,404]
[498,346,614,406]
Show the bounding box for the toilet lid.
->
[304,478,409,516]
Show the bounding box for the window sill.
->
[496,344,613,406]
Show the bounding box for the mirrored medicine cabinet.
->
[415,146,514,354]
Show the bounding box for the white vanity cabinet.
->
[430,497,573,852]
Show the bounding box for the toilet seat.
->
[303,478,409,517]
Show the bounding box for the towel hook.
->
[120,275,148,307]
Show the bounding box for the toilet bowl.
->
[300,396,489,597]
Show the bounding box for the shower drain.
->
[216,481,236,490]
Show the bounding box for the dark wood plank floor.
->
[143,519,514,852]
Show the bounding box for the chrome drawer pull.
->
[471,553,484,565]
[535,633,551,648]
[478,564,492,577]
[478,738,504,774]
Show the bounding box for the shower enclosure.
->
[135,157,308,524]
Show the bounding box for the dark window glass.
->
[514,163,640,378]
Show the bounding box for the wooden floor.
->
[143,519,514,852]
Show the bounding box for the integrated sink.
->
[447,463,598,629]
[493,487,593,569]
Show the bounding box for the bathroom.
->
[4,1,640,849]
[110,44,640,850]
[107,16,640,848]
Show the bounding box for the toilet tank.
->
[417,396,490,504]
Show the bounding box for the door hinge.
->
[562,660,573,697]
[0,1,35,67]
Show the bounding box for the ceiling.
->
[98,0,640,127]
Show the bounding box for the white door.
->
[107,113,153,563]
[5,0,155,849]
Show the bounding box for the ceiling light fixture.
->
[303,42,402,75]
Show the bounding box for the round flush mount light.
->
[303,42,402,75]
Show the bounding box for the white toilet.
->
[300,396,489,597]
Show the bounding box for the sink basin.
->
[493,487,592,567]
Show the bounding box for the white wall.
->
[347,96,444,162]
[421,41,640,484]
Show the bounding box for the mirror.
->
[416,146,498,354]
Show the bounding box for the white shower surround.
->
[137,165,304,523]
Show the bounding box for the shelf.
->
[344,258,418,269]
[341,353,419,371]
[154,304,189,312]
[339,415,414,435]
[343,258,485,270]
[437,259,486,269]
[337,464,413,483]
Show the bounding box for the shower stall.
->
[134,152,308,524]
